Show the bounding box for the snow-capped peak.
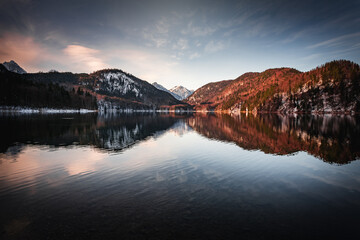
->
[152,82,181,100]
[2,60,27,74]
[152,82,193,100]
[169,86,194,100]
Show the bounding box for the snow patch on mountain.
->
[152,82,193,100]
[152,82,169,92]
[170,86,194,100]
[99,72,142,98]
[2,60,27,74]
[152,82,181,99]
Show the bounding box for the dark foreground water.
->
[0,113,360,239]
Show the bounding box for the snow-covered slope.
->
[2,60,27,74]
[98,72,142,98]
[152,82,181,100]
[170,86,194,100]
[152,82,169,93]
[78,69,181,109]
[152,82,193,100]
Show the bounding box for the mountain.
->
[152,82,193,100]
[152,82,181,100]
[77,69,182,111]
[186,60,360,113]
[186,79,233,110]
[2,60,27,74]
[0,64,98,109]
[0,65,183,111]
[169,86,194,100]
[2,59,359,113]
[152,82,170,92]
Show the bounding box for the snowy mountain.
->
[152,82,169,93]
[152,82,193,100]
[96,71,142,98]
[170,86,194,100]
[77,69,181,109]
[2,60,27,74]
[152,82,181,100]
[0,66,182,111]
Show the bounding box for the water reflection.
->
[1,113,359,164]
[187,113,360,164]
[1,113,360,239]
[0,113,183,154]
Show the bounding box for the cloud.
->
[282,29,308,44]
[142,27,168,48]
[189,52,200,60]
[140,14,219,51]
[109,47,179,88]
[307,32,360,49]
[0,32,50,72]
[155,17,170,34]
[181,21,217,37]
[301,53,322,61]
[204,40,225,53]
[63,45,108,72]
[141,17,171,48]
[0,34,109,73]
[173,38,188,50]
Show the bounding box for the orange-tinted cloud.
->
[63,45,108,72]
[0,32,49,72]
[0,33,109,73]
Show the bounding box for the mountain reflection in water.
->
[1,112,360,239]
[1,113,359,164]
[187,113,360,164]
[0,113,182,154]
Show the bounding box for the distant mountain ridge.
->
[185,60,360,113]
[2,60,27,74]
[1,59,359,113]
[0,64,98,110]
[152,82,181,99]
[0,62,185,111]
[79,69,182,111]
[152,82,193,100]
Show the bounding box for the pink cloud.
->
[63,45,108,72]
[0,33,108,73]
[0,32,50,72]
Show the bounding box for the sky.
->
[0,0,359,90]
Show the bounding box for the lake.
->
[1,113,360,239]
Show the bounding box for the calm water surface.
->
[1,113,360,239]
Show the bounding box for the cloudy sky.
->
[1,0,359,89]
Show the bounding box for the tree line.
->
[0,68,98,109]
